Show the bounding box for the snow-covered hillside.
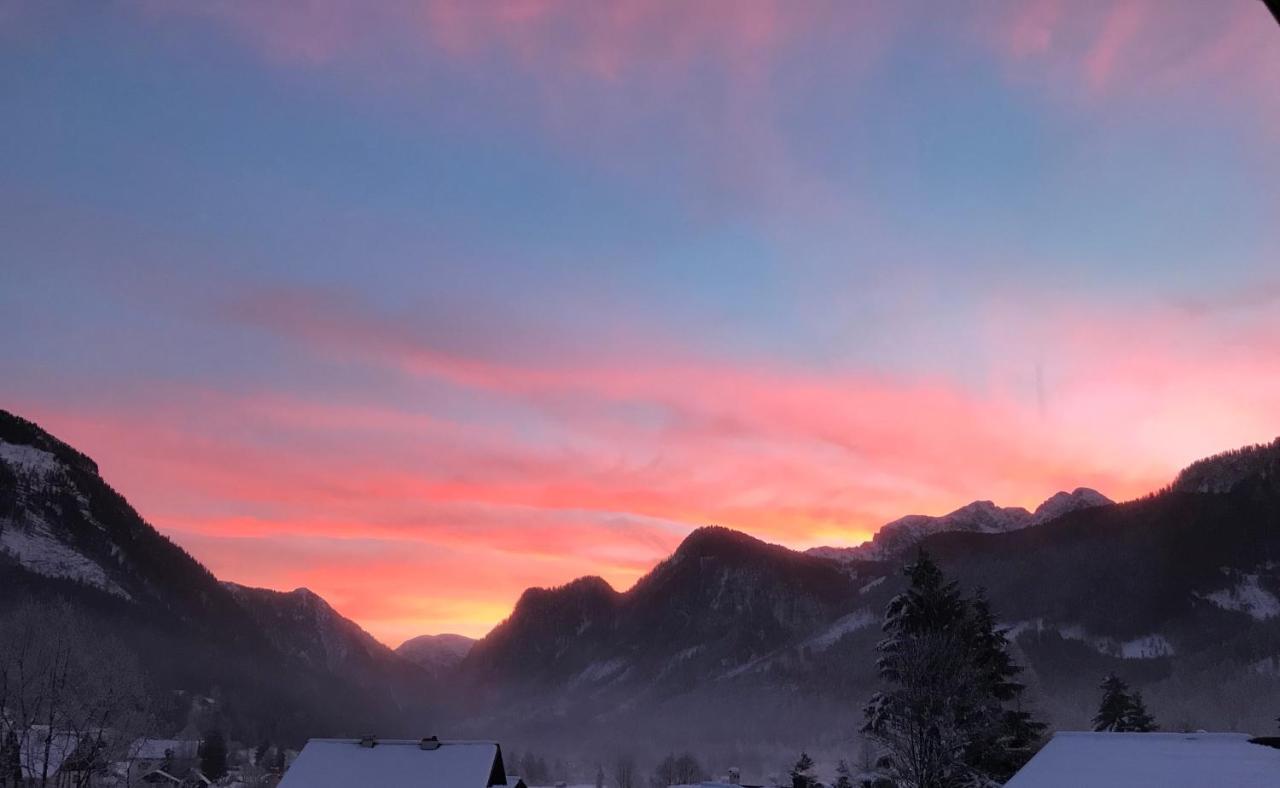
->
[0,439,131,598]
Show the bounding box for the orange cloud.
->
[18,278,1280,640]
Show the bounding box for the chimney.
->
[359,735,377,748]
[420,736,441,751]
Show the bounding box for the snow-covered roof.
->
[278,738,512,788]
[19,728,79,778]
[1006,731,1280,788]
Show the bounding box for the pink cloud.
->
[1082,1,1145,93]
[1006,0,1061,58]
[15,276,1279,642]
[991,0,1280,126]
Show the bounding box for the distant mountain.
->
[464,527,854,693]
[6,406,1279,761]
[1030,487,1113,525]
[806,488,1113,562]
[453,451,1278,756]
[396,633,476,677]
[224,582,418,684]
[0,410,434,745]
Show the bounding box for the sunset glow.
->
[4,1,1278,645]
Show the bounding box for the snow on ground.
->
[859,576,885,594]
[571,657,628,687]
[0,517,130,599]
[804,609,876,650]
[0,442,61,477]
[1010,621,1174,659]
[1198,575,1280,621]
[1117,634,1175,659]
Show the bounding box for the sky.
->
[2,1,1279,645]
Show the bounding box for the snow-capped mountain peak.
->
[1030,487,1113,525]
[807,488,1113,563]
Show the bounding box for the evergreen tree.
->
[833,759,853,788]
[1124,691,1158,732]
[200,730,229,780]
[962,589,1046,781]
[1093,674,1134,732]
[790,751,816,788]
[864,551,1044,788]
[882,550,970,639]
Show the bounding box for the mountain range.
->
[805,487,1113,562]
[2,408,1278,766]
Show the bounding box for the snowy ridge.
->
[1029,487,1113,525]
[807,488,1112,562]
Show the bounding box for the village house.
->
[123,738,201,787]
[136,767,211,787]
[1005,731,1280,787]
[277,736,527,788]
[13,726,86,787]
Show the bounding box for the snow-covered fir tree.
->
[790,751,818,788]
[863,551,1044,788]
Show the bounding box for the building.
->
[1005,731,1280,788]
[15,727,83,787]
[277,737,527,788]
[126,738,200,776]
[138,768,211,787]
